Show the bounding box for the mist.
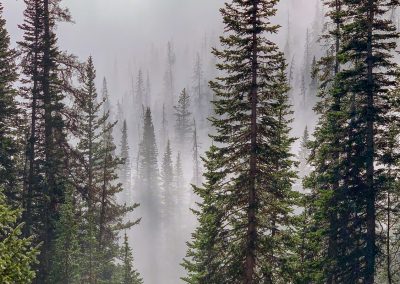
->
[3,0,321,283]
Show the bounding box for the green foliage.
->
[50,186,82,284]
[119,232,143,284]
[183,1,299,282]
[0,189,38,283]
[306,0,400,282]
[0,3,21,204]
[73,57,139,283]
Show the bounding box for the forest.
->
[1,0,400,283]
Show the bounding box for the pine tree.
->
[0,3,21,205]
[120,120,131,201]
[137,107,161,283]
[377,115,400,284]
[337,3,399,280]
[161,140,174,222]
[97,121,138,282]
[19,1,72,281]
[0,187,38,283]
[135,69,145,108]
[298,126,311,179]
[120,232,143,284]
[164,41,176,107]
[192,53,207,127]
[184,1,298,282]
[306,0,400,283]
[50,186,82,284]
[145,71,151,107]
[160,103,168,149]
[75,57,138,283]
[74,57,105,283]
[182,146,226,284]
[102,77,112,117]
[175,151,184,201]
[191,120,202,188]
[304,1,347,282]
[174,88,192,148]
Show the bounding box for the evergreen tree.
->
[19,1,72,280]
[74,57,105,283]
[184,1,298,282]
[120,120,131,201]
[192,53,204,105]
[120,232,143,284]
[102,77,112,117]
[135,69,145,108]
[377,116,400,284]
[174,88,192,148]
[50,186,82,284]
[145,71,151,107]
[175,151,184,200]
[161,140,175,222]
[337,3,399,280]
[137,107,161,283]
[306,0,400,283]
[160,103,168,150]
[182,146,226,284]
[298,126,311,179]
[192,53,208,127]
[75,57,138,283]
[0,3,21,205]
[164,41,176,107]
[97,121,138,282]
[0,188,38,283]
[191,120,202,188]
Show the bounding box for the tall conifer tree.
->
[0,3,21,204]
[174,88,192,148]
[184,1,298,282]
[19,1,72,280]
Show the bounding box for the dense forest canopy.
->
[1,0,400,283]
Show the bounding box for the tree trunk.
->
[245,1,259,283]
[365,1,376,283]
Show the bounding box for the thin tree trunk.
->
[365,1,376,283]
[23,0,41,238]
[245,1,259,283]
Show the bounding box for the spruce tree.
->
[120,120,131,201]
[74,57,105,283]
[182,146,226,284]
[184,1,298,282]
[97,121,138,282]
[50,186,82,284]
[306,0,400,283]
[137,107,161,283]
[377,116,400,284]
[175,151,184,201]
[120,232,143,284]
[0,3,21,204]
[191,120,202,188]
[161,140,175,222]
[75,57,138,283]
[19,1,72,280]
[337,2,399,280]
[102,77,112,117]
[136,69,145,108]
[298,126,311,179]
[174,88,192,148]
[0,188,38,283]
[164,41,176,107]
